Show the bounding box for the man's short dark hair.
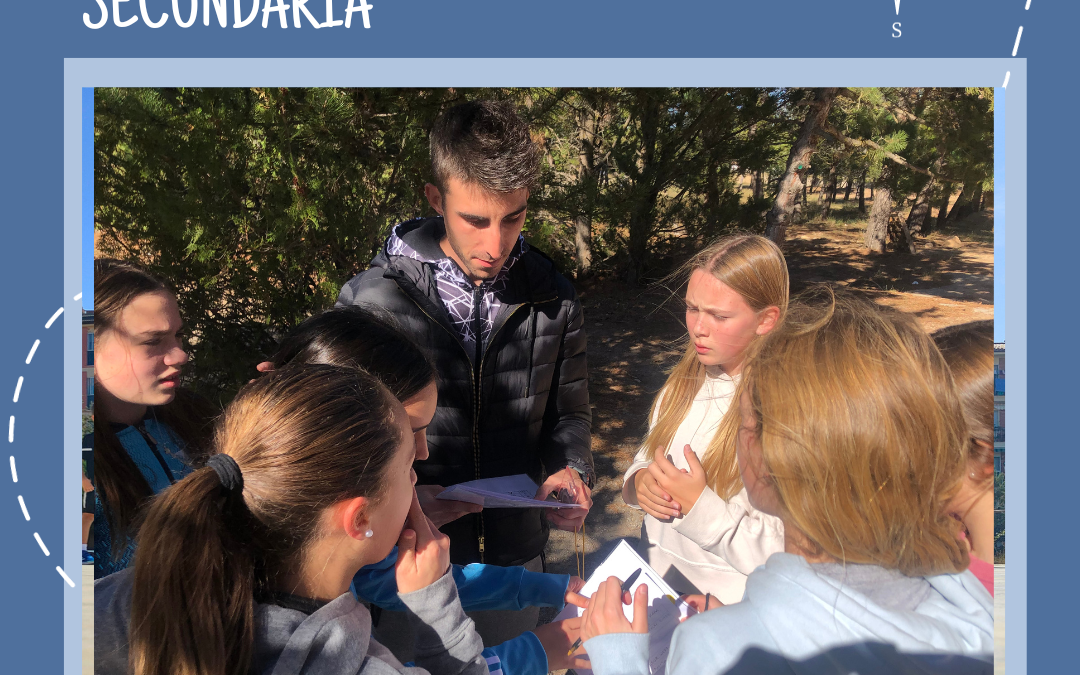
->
[430,100,540,195]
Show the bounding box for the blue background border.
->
[2,0,1066,670]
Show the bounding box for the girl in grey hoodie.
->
[581,291,994,675]
[95,365,491,675]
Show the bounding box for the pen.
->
[568,568,643,655]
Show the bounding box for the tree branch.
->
[816,122,935,178]
[836,88,927,125]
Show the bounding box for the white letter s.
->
[84,0,108,28]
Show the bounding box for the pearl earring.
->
[364,529,374,538]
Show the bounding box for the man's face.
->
[425,177,528,285]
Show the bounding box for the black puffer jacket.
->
[337,218,593,566]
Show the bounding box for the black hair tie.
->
[207,454,243,494]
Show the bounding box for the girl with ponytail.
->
[266,306,590,674]
[91,258,215,578]
[95,365,491,675]
[621,234,788,603]
[582,291,994,675]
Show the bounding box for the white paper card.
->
[554,539,695,675]
[436,474,585,509]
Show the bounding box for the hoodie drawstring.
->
[525,304,535,399]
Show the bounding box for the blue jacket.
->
[352,548,571,675]
[94,418,193,578]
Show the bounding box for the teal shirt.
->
[93,417,192,578]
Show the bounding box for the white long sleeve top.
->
[621,368,784,603]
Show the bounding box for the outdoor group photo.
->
[86,88,999,675]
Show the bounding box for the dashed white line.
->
[25,340,40,365]
[1025,0,1031,9]
[9,456,16,483]
[8,417,13,443]
[17,496,29,521]
[13,377,23,403]
[73,292,83,302]
[45,307,64,329]
[57,567,75,588]
[1002,71,1011,88]
[1012,26,1023,56]
[34,532,50,557]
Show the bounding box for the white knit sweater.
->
[621,368,784,604]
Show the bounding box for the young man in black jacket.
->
[337,100,594,648]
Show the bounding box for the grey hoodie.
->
[95,568,489,675]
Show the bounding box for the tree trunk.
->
[765,87,838,244]
[752,170,764,200]
[626,94,662,284]
[573,106,597,275]
[706,155,721,223]
[906,177,936,235]
[899,215,917,254]
[822,167,838,217]
[947,182,975,221]
[935,184,953,231]
[970,183,983,213]
[843,179,853,201]
[864,171,893,253]
[858,170,867,214]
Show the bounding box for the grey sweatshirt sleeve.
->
[583,633,651,675]
[397,569,489,675]
[94,570,135,675]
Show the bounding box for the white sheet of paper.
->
[554,539,694,675]
[436,474,584,509]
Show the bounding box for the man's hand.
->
[631,453,681,520]
[395,491,452,594]
[647,446,707,516]
[532,617,592,671]
[415,484,484,528]
[535,467,592,532]
[82,473,94,494]
[580,577,649,642]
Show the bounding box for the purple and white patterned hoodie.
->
[385,220,529,355]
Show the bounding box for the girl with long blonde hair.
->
[584,291,993,675]
[622,234,788,603]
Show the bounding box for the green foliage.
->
[96,87,455,399]
[96,87,994,400]
[82,413,93,436]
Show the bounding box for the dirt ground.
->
[541,206,994,593]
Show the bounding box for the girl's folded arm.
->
[671,486,784,575]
